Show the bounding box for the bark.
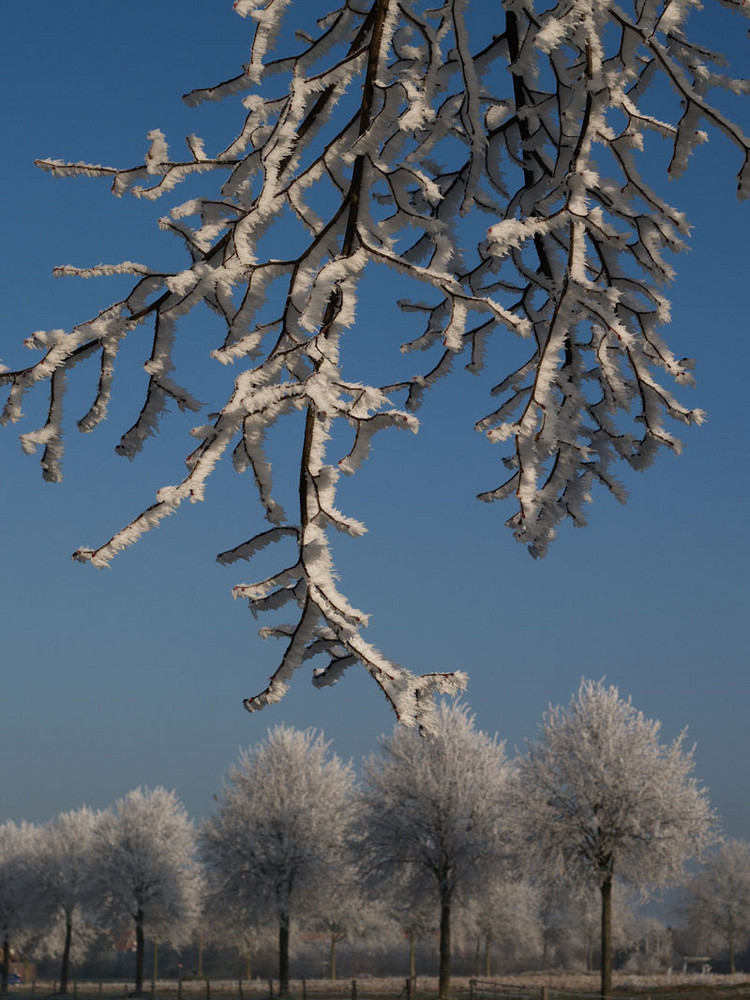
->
[600,876,613,1000]
[1,937,10,995]
[59,911,73,994]
[278,914,290,996]
[329,934,337,981]
[438,900,451,1000]
[484,936,491,979]
[409,927,416,984]
[541,921,550,971]
[134,907,145,995]
[22,942,31,990]
[587,936,595,973]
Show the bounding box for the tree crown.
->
[514,678,718,893]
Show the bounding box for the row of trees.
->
[0,790,201,997]
[2,683,746,1000]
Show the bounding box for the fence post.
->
[268,979,274,999]
[98,982,103,999]
[73,982,78,1000]
[302,979,307,1000]
[541,987,548,1000]
[239,981,244,1000]
[206,978,211,1000]
[469,980,476,1000]
[351,979,358,1000]
[405,978,412,1000]
[178,976,183,1000]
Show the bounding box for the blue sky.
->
[1,0,748,866]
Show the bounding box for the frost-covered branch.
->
[3,0,748,720]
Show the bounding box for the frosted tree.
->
[512,679,717,1000]
[538,882,639,972]
[93,787,202,995]
[401,899,437,986]
[36,808,101,995]
[2,0,749,725]
[200,726,356,994]
[306,868,374,981]
[366,876,435,985]
[679,839,750,974]
[36,919,102,990]
[459,877,542,977]
[530,879,630,971]
[200,892,272,982]
[0,822,48,994]
[359,703,511,999]
[621,914,673,974]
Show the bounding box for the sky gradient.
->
[1,0,748,868]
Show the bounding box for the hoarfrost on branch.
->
[679,838,750,973]
[3,0,749,724]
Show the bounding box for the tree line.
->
[2,682,748,1000]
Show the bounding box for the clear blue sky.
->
[1,0,748,860]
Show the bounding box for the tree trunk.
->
[1,937,10,994]
[728,931,736,975]
[409,928,416,983]
[600,876,613,1000]
[135,908,145,995]
[484,935,492,979]
[23,941,31,990]
[60,912,74,994]
[438,900,451,1000]
[329,934,337,981]
[278,914,290,996]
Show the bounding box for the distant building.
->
[682,955,712,974]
